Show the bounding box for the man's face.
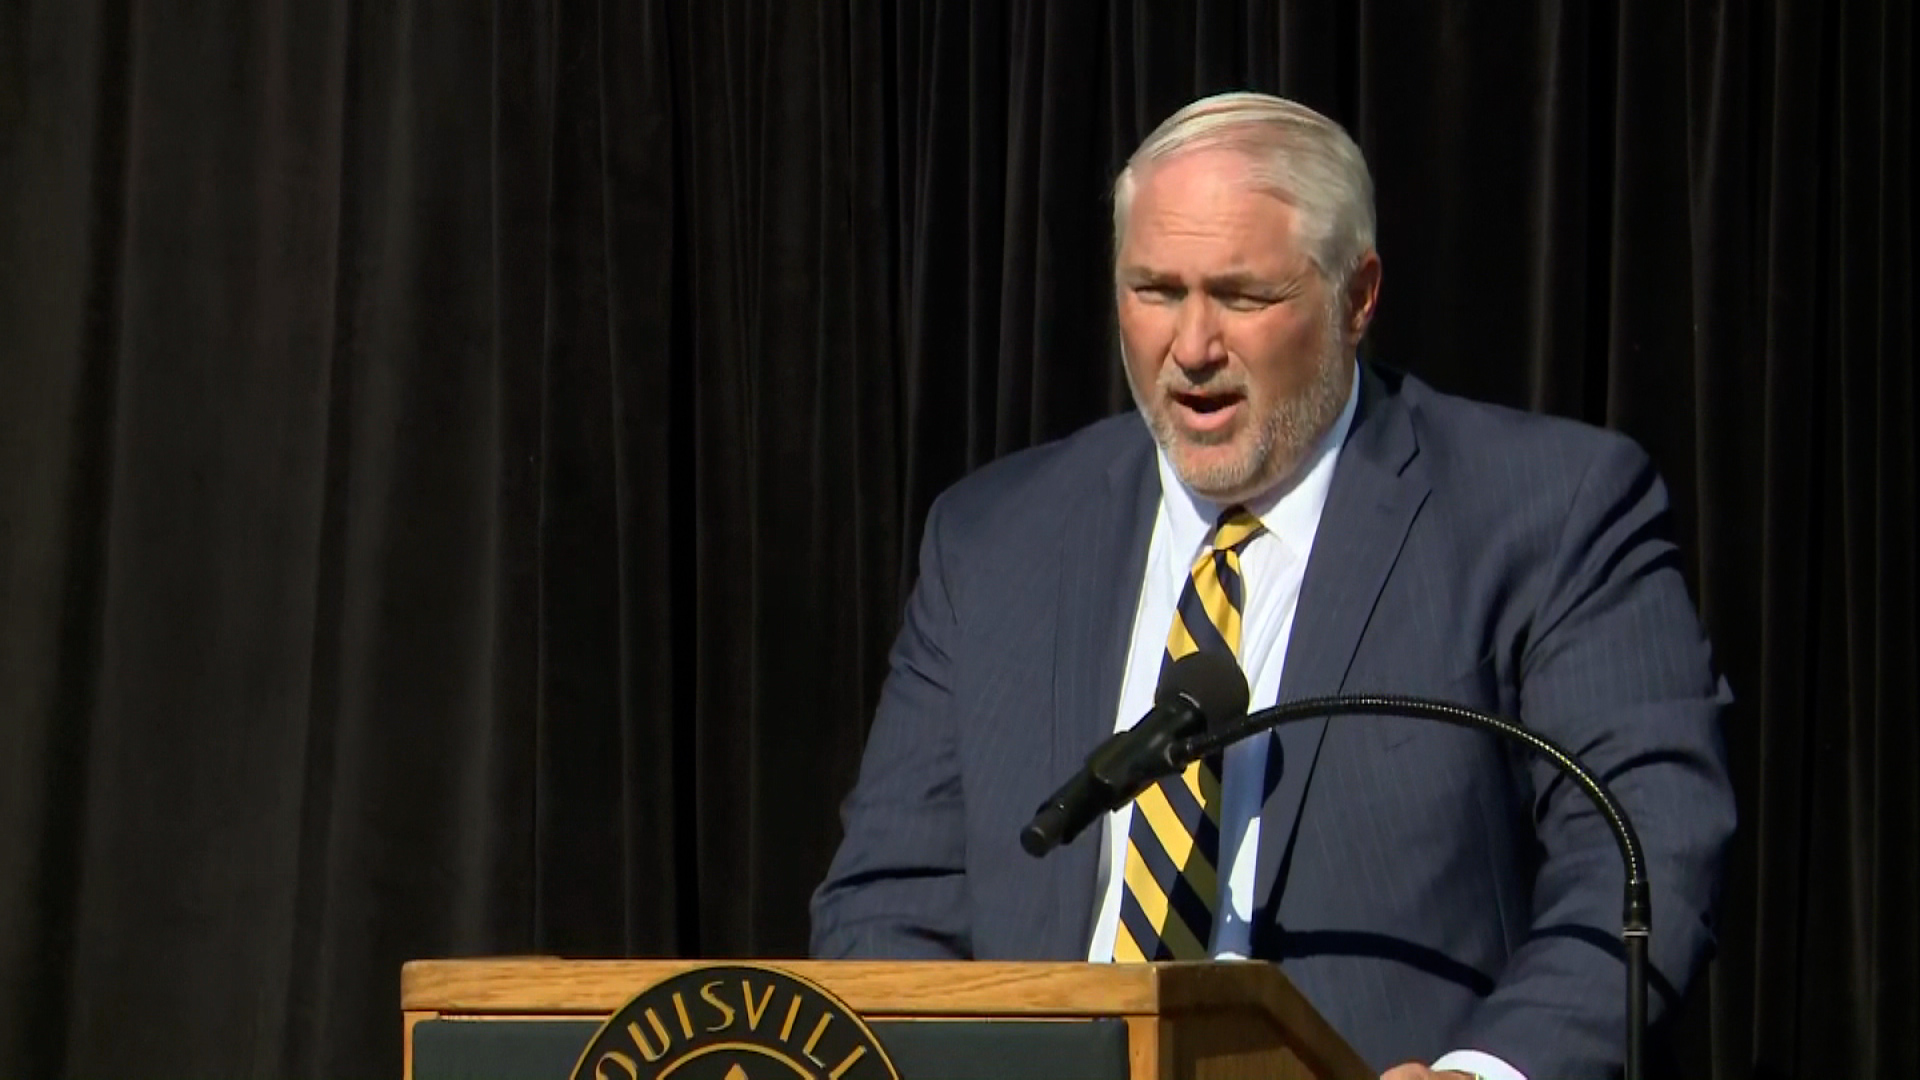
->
[1116,148,1372,504]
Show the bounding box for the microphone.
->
[1165,692,1654,1080]
[1018,651,1250,857]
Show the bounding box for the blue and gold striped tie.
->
[1111,506,1266,962]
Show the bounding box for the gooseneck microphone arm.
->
[1166,694,1651,1080]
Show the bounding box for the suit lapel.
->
[1254,366,1431,917]
[1045,423,1160,957]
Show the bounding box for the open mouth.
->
[1169,390,1245,430]
[1172,391,1239,414]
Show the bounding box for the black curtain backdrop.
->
[0,1,1913,1077]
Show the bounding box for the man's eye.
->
[1135,285,1181,302]
[1220,293,1273,311]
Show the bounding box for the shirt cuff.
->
[1432,1049,1526,1080]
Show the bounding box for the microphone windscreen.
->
[1155,651,1250,729]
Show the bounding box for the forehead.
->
[1121,148,1303,269]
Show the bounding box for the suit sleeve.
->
[1453,434,1736,1079]
[808,494,973,959]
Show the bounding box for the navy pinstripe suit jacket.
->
[810,363,1735,1079]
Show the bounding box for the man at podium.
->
[810,92,1734,1080]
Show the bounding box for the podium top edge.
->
[401,958,1242,1015]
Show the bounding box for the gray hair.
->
[1112,92,1377,282]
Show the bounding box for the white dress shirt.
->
[1083,363,1523,1080]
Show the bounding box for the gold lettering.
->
[742,980,775,1031]
[801,1013,834,1066]
[700,980,737,1032]
[779,994,802,1042]
[829,1045,869,1080]
[672,991,695,1039]
[596,1050,641,1080]
[627,1009,673,1063]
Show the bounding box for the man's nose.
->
[1170,296,1225,369]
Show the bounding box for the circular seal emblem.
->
[571,965,900,1080]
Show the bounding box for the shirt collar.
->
[1153,361,1360,564]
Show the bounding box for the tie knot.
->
[1209,506,1265,553]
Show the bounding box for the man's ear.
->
[1343,251,1383,346]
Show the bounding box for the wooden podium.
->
[402,959,1374,1080]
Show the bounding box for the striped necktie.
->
[1110,506,1266,962]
